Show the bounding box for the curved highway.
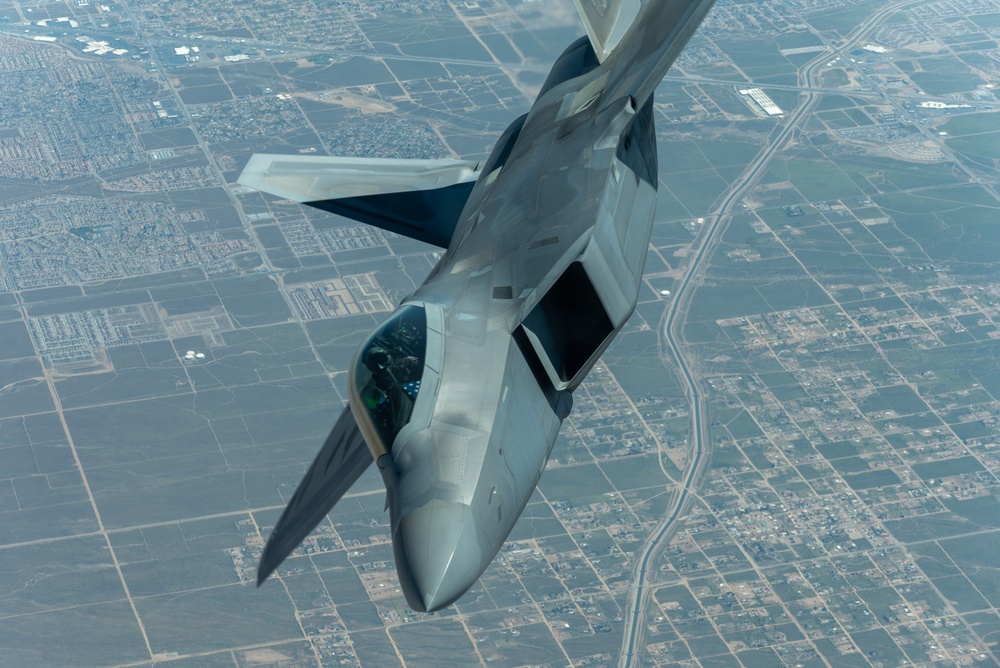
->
[617,2,928,664]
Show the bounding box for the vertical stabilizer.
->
[573,0,642,62]
[599,0,717,107]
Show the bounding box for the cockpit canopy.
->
[350,306,427,457]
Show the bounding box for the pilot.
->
[365,346,393,390]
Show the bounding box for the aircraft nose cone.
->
[393,500,482,612]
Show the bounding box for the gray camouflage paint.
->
[242,0,717,612]
[369,0,716,612]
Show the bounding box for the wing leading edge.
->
[257,406,373,585]
[238,154,480,248]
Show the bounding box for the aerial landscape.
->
[0,0,998,666]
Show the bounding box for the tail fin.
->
[586,0,716,107]
[573,0,642,63]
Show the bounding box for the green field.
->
[830,456,872,474]
[944,495,1000,528]
[817,108,858,129]
[941,530,1000,606]
[775,31,824,50]
[817,441,859,459]
[808,0,882,33]
[719,39,798,78]
[830,153,965,192]
[756,206,824,228]
[710,443,751,470]
[911,456,985,480]
[684,319,725,343]
[951,420,992,440]
[695,138,762,168]
[667,169,732,214]
[768,159,862,202]
[849,629,908,666]
[896,412,943,429]
[689,285,772,321]
[972,12,1000,28]
[821,69,851,88]
[816,94,856,111]
[941,112,1000,136]
[874,186,1000,264]
[912,71,984,95]
[946,132,1000,163]
[659,140,713,173]
[599,454,672,490]
[843,469,900,490]
[654,189,694,222]
[935,575,991,612]
[885,512,979,543]
[856,587,904,620]
[726,409,764,440]
[844,107,873,126]
[858,385,929,416]
[538,462,615,506]
[759,277,832,311]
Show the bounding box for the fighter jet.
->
[239,0,716,612]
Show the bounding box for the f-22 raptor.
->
[240,0,716,612]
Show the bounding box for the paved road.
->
[616,1,930,663]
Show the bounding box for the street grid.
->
[0,0,998,666]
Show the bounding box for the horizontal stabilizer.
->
[573,0,641,62]
[258,406,373,586]
[238,154,479,248]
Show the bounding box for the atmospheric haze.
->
[0,0,998,667]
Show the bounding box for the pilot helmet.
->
[365,346,390,372]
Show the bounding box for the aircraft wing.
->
[257,406,373,585]
[238,154,479,248]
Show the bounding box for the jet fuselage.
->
[246,0,718,614]
[351,7,695,611]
